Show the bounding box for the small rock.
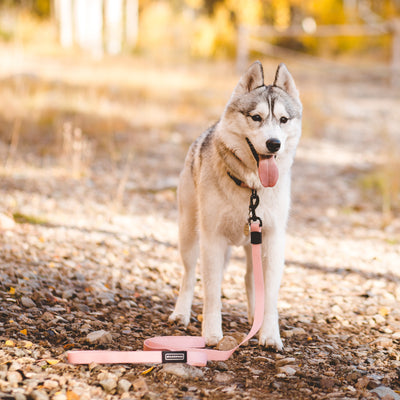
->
[7,370,23,385]
[255,356,270,362]
[299,388,313,396]
[348,369,364,382]
[162,363,204,379]
[100,377,117,393]
[88,362,100,371]
[281,327,306,338]
[216,336,237,351]
[43,379,59,390]
[142,392,158,400]
[331,305,342,315]
[371,337,393,348]
[30,390,49,400]
[232,332,248,346]
[356,376,371,389]
[74,272,86,281]
[281,330,294,338]
[80,323,91,334]
[14,392,27,400]
[277,365,296,376]
[0,213,15,230]
[86,330,113,344]
[123,372,138,383]
[373,314,386,324]
[132,377,148,396]
[97,372,112,381]
[368,373,384,381]
[291,327,306,336]
[216,361,229,371]
[62,289,75,299]
[392,331,400,340]
[214,372,234,383]
[0,365,8,380]
[249,368,263,375]
[98,291,115,305]
[370,385,400,400]
[117,378,131,394]
[325,391,346,398]
[21,296,36,308]
[118,300,132,309]
[76,304,90,313]
[276,357,296,367]
[41,312,54,322]
[320,377,338,389]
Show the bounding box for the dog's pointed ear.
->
[274,63,300,103]
[233,61,264,97]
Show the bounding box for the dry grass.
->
[0,48,241,168]
[359,139,400,224]
[1,42,399,224]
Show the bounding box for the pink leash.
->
[68,221,264,367]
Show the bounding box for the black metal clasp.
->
[248,189,262,227]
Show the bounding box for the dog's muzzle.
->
[246,137,279,188]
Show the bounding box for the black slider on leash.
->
[248,189,263,245]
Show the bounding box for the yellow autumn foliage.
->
[136,0,398,59]
[1,0,399,59]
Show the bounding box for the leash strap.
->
[68,222,264,367]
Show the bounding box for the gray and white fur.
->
[169,61,302,349]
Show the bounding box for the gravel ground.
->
[1,59,400,399]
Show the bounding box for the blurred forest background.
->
[0,0,399,58]
[0,0,399,219]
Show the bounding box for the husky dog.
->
[169,61,302,350]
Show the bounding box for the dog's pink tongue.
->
[258,157,279,187]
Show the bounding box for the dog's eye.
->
[251,114,262,122]
[280,116,288,124]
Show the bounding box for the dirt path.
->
[1,53,400,399]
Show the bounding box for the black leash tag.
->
[250,231,262,245]
[162,351,188,363]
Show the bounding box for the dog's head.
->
[221,62,302,187]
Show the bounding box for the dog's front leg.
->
[169,223,199,327]
[258,227,285,350]
[200,235,227,346]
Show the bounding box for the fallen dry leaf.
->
[66,391,80,400]
[45,359,60,365]
[141,366,156,375]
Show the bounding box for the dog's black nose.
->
[266,138,281,153]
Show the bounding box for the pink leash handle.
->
[68,222,264,367]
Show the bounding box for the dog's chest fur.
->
[187,127,290,246]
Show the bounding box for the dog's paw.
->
[203,332,223,347]
[258,319,283,351]
[202,317,223,346]
[168,312,190,327]
[258,333,284,351]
